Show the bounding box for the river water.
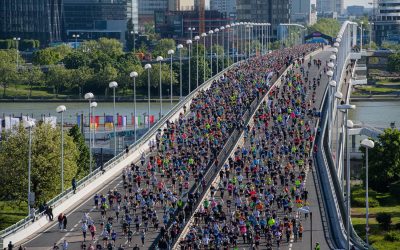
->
[349,101,400,129]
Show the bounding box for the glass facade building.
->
[0,0,63,44]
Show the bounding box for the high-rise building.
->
[317,0,336,16]
[138,0,168,25]
[236,0,290,41]
[374,0,400,44]
[63,0,138,45]
[169,0,195,11]
[210,0,236,18]
[0,0,63,44]
[291,0,317,25]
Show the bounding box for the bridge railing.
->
[0,61,240,246]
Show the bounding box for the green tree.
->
[32,45,72,65]
[140,63,177,95]
[361,128,400,192]
[19,66,44,98]
[388,53,400,72]
[68,125,90,178]
[45,65,73,95]
[70,66,94,97]
[308,18,341,38]
[0,50,19,97]
[0,123,79,205]
[153,39,176,58]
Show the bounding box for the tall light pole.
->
[109,81,118,156]
[209,30,214,77]
[201,33,207,81]
[156,56,164,118]
[91,102,97,148]
[145,64,152,129]
[56,105,67,193]
[369,22,374,49]
[360,138,375,248]
[130,71,138,142]
[25,120,34,217]
[360,21,364,51]
[186,39,192,94]
[13,37,20,68]
[84,92,94,172]
[214,28,220,74]
[130,30,138,53]
[177,44,183,100]
[188,27,195,40]
[194,36,200,88]
[168,49,175,105]
[226,25,231,66]
[334,91,343,170]
[72,34,79,49]
[298,206,313,250]
[220,26,226,70]
[239,22,243,62]
[338,104,356,250]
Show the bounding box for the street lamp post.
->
[177,44,183,100]
[84,92,94,172]
[168,50,175,105]
[188,27,195,40]
[186,40,192,94]
[360,21,364,51]
[360,138,375,248]
[369,22,374,49]
[130,30,138,53]
[25,120,34,217]
[220,26,225,70]
[194,36,200,88]
[90,102,97,149]
[209,30,214,77]
[56,105,67,193]
[145,64,152,129]
[214,28,220,74]
[72,34,79,49]
[13,37,20,68]
[130,71,138,142]
[226,25,231,65]
[338,104,356,250]
[109,81,118,156]
[334,91,343,170]
[156,56,164,119]
[201,33,207,82]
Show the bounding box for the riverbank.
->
[351,95,400,101]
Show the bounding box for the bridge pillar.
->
[352,134,356,151]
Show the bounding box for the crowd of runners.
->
[49,44,322,250]
[176,46,327,249]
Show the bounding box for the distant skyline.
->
[345,0,370,8]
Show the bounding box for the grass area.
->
[354,84,400,94]
[351,185,400,250]
[376,79,400,86]
[0,201,28,231]
[1,84,67,98]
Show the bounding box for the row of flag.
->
[0,116,57,133]
[78,115,156,130]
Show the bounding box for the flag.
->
[43,116,57,128]
[90,116,99,129]
[149,115,155,124]
[132,116,141,126]
[105,115,114,130]
[145,116,149,126]
[77,115,81,128]
[122,116,127,127]
[117,115,123,127]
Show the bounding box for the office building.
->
[210,0,237,18]
[63,0,138,45]
[347,5,365,16]
[169,0,195,11]
[236,0,290,41]
[154,10,232,41]
[317,0,341,17]
[373,0,400,44]
[291,0,317,25]
[0,0,63,44]
[139,0,168,25]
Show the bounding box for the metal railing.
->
[0,61,240,242]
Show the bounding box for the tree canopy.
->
[361,128,400,192]
[308,18,341,38]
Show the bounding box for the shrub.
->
[395,223,400,230]
[384,231,400,242]
[352,196,380,208]
[376,212,392,230]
